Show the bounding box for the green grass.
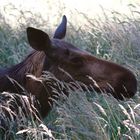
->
[0,2,140,140]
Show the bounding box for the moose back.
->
[0,15,137,118]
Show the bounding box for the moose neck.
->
[0,51,46,93]
[0,50,52,117]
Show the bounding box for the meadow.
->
[0,1,140,140]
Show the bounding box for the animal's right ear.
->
[27,27,51,51]
[53,15,67,39]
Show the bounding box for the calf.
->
[0,15,137,118]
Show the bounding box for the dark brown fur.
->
[0,16,137,118]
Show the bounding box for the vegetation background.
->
[0,0,140,139]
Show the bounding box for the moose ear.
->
[27,27,51,51]
[53,15,67,39]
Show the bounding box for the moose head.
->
[26,15,137,101]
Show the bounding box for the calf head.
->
[27,15,137,100]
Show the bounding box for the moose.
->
[0,15,137,118]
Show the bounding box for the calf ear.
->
[53,15,67,39]
[27,27,51,51]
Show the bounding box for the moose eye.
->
[70,56,84,66]
[65,49,70,56]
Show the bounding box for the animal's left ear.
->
[27,27,51,51]
[53,15,67,39]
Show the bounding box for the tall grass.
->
[0,92,54,140]
[0,1,140,140]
